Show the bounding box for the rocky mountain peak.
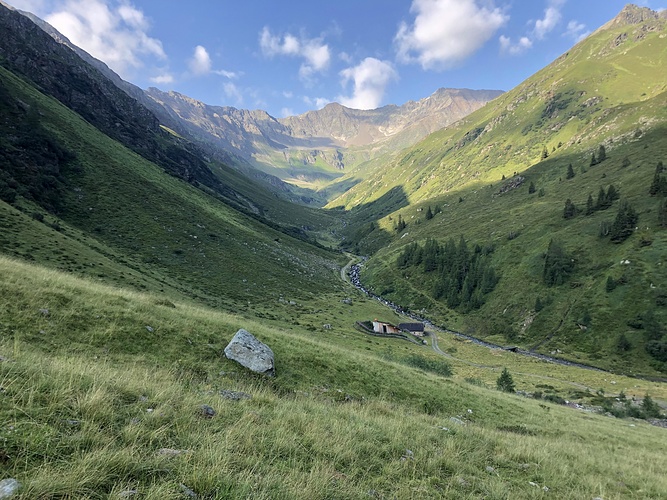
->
[599,4,667,31]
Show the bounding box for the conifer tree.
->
[590,152,597,166]
[596,186,605,209]
[658,198,667,228]
[566,163,575,179]
[609,200,638,243]
[543,239,574,286]
[606,184,619,204]
[528,181,536,194]
[563,198,576,219]
[425,206,434,220]
[496,368,516,393]
[541,147,549,160]
[585,193,594,215]
[598,145,607,163]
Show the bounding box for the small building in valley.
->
[372,320,401,334]
[399,322,425,336]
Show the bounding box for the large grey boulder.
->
[224,329,275,376]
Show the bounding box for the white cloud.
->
[395,0,508,70]
[563,20,590,43]
[338,58,397,110]
[150,73,174,85]
[187,45,239,79]
[281,107,294,117]
[283,91,294,98]
[499,35,533,55]
[189,45,211,75]
[44,0,165,78]
[3,0,49,14]
[259,27,331,81]
[223,82,243,105]
[533,0,565,40]
[303,96,331,109]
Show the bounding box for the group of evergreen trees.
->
[543,239,574,286]
[563,184,620,219]
[396,236,499,311]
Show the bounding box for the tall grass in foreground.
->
[1,256,667,498]
[1,349,667,499]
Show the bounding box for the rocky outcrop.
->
[224,329,275,376]
[0,2,220,191]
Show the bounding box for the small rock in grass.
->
[543,486,550,492]
[179,483,197,498]
[199,404,216,418]
[0,478,21,499]
[485,466,496,474]
[220,389,252,401]
[145,326,154,333]
[449,417,465,425]
[529,482,538,487]
[38,308,49,316]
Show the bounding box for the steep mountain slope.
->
[347,5,667,376]
[144,87,502,188]
[0,2,346,312]
[332,5,667,210]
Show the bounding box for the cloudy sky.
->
[5,0,666,117]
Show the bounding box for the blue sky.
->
[6,0,666,117]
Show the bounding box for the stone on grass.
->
[220,389,252,401]
[0,479,20,499]
[199,404,216,418]
[224,329,275,376]
[179,483,197,498]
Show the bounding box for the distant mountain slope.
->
[143,87,502,187]
[332,4,667,210]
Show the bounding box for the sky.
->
[5,0,666,117]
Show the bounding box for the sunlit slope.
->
[1,255,666,498]
[330,8,667,211]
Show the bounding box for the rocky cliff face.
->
[0,2,221,190]
[144,87,503,173]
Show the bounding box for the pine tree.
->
[425,206,434,220]
[606,184,619,204]
[541,147,549,160]
[496,368,516,393]
[543,239,574,286]
[528,181,536,194]
[566,163,575,179]
[585,193,595,215]
[597,186,610,210]
[534,296,544,312]
[598,145,607,163]
[609,200,638,243]
[658,198,667,228]
[563,198,577,219]
[641,394,662,418]
[606,276,617,292]
[590,152,598,166]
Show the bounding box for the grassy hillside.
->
[0,65,346,312]
[340,9,667,376]
[1,255,666,498]
[330,10,667,212]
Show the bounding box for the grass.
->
[0,255,666,498]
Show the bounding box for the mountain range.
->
[1,2,667,497]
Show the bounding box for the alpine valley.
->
[1,2,667,499]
